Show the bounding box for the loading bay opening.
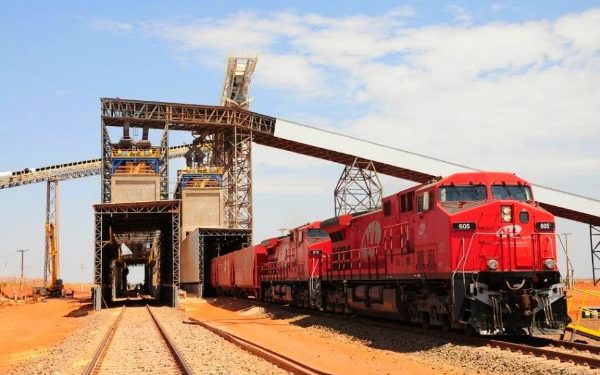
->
[93,200,180,309]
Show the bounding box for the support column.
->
[591,225,600,285]
[172,208,180,306]
[93,212,102,310]
[44,180,59,287]
[222,127,253,235]
[159,123,169,200]
[101,123,112,203]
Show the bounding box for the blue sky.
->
[0,1,599,282]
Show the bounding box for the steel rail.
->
[185,317,331,375]
[82,306,126,375]
[492,335,600,356]
[83,306,194,375]
[145,305,194,375]
[344,313,600,369]
[482,337,600,368]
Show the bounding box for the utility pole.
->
[562,233,573,289]
[80,263,84,292]
[16,249,29,295]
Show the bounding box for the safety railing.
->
[112,148,160,158]
[179,166,224,175]
[565,287,600,340]
[324,246,389,280]
[113,163,157,175]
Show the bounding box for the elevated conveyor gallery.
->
[100,98,600,227]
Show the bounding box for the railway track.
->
[349,314,600,369]
[218,297,600,370]
[185,316,331,375]
[83,305,193,375]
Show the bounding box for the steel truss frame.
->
[102,98,258,233]
[334,158,383,216]
[221,56,257,108]
[591,225,600,285]
[159,124,169,200]
[101,98,275,134]
[93,200,181,308]
[44,180,59,287]
[101,120,171,203]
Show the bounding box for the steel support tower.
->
[220,57,256,232]
[44,180,59,287]
[182,56,257,232]
[334,158,383,216]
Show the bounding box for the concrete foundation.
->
[110,175,161,203]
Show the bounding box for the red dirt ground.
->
[182,298,474,375]
[0,284,93,372]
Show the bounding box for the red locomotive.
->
[211,172,569,335]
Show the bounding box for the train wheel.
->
[440,315,451,332]
[420,312,430,329]
[463,325,476,336]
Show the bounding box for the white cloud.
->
[97,7,600,201]
[446,5,472,24]
[91,19,133,32]
[255,54,327,94]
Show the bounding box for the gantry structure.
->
[100,58,264,233]
[0,145,188,287]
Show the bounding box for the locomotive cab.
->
[435,172,569,335]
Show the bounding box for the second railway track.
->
[83,305,193,375]
[219,297,600,370]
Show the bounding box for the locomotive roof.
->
[437,171,529,187]
[385,171,530,200]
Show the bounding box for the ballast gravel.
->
[152,306,289,375]
[291,312,599,375]
[7,305,289,375]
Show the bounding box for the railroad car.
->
[211,244,267,297]
[319,172,569,335]
[260,222,331,309]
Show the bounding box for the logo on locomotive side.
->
[278,243,289,262]
[361,221,382,258]
[496,224,522,237]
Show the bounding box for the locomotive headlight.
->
[486,259,498,270]
[543,259,556,269]
[501,205,512,222]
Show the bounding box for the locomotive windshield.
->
[491,185,533,201]
[438,185,487,202]
[307,228,329,242]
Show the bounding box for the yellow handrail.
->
[567,286,600,339]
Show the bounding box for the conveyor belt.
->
[0,145,188,189]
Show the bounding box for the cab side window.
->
[417,191,434,213]
[400,192,415,213]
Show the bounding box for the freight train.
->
[211,172,570,335]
